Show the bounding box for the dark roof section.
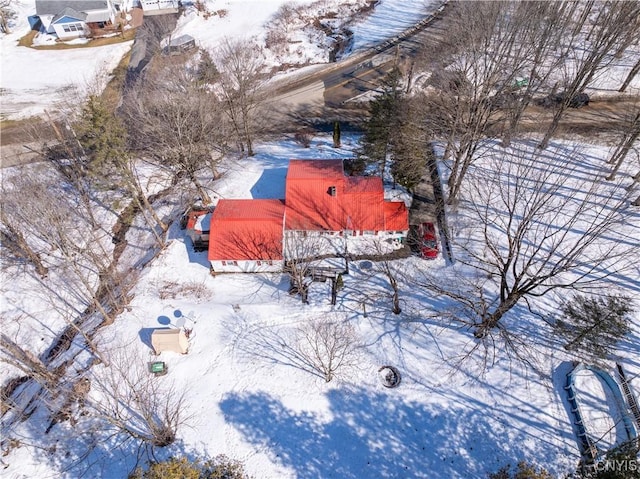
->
[52,6,87,22]
[36,0,110,15]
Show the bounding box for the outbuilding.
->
[151,328,189,354]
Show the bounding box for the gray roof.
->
[169,34,195,47]
[52,6,87,22]
[36,0,110,16]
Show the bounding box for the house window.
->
[256,260,262,266]
[267,260,273,266]
[221,260,226,266]
[232,261,238,266]
[62,23,84,33]
[364,231,375,235]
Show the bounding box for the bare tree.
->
[216,38,267,157]
[422,142,635,344]
[366,240,405,315]
[497,1,577,148]
[376,258,402,315]
[283,232,326,304]
[265,2,299,57]
[0,333,57,393]
[2,164,126,334]
[124,61,229,204]
[421,1,560,203]
[0,206,49,278]
[87,346,191,451]
[538,1,640,149]
[43,109,101,229]
[77,94,168,239]
[0,0,16,33]
[294,318,360,382]
[606,108,640,181]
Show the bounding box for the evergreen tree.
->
[554,294,634,361]
[333,120,341,148]
[358,67,404,176]
[197,48,219,85]
[77,94,127,176]
[77,94,168,232]
[586,440,640,479]
[390,99,426,191]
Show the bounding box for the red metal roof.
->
[206,161,408,262]
[286,159,344,180]
[285,159,388,231]
[345,176,382,193]
[213,199,285,220]
[383,202,409,231]
[208,199,285,261]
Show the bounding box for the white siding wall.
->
[210,260,283,274]
[53,22,89,39]
[140,0,178,11]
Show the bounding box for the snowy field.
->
[2,131,639,479]
[2,0,638,120]
[2,1,640,478]
[0,0,440,120]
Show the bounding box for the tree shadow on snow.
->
[219,387,566,479]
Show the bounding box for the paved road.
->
[266,2,453,116]
[2,0,638,167]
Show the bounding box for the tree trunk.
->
[333,121,341,148]
[538,106,565,150]
[0,334,57,388]
[392,291,401,315]
[188,172,211,204]
[0,222,49,278]
[606,134,640,180]
[474,292,522,338]
[619,58,640,93]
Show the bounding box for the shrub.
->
[488,461,552,479]
[294,128,315,148]
[130,455,251,479]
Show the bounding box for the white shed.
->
[151,328,189,354]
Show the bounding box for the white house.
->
[35,0,117,39]
[139,0,179,15]
[206,159,409,274]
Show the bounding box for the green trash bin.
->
[149,361,167,376]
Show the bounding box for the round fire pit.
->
[378,365,401,388]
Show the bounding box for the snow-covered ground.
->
[0,0,441,120]
[2,2,640,478]
[2,131,639,479]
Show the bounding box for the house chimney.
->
[328,186,337,197]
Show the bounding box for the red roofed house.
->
[208,199,285,273]
[207,159,408,273]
